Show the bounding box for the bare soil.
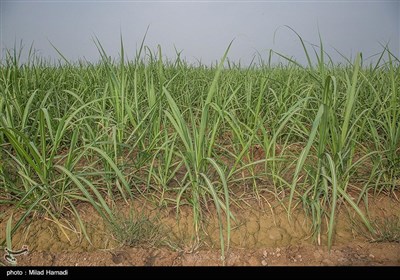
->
[1,192,399,266]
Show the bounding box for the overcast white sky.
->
[0,0,399,65]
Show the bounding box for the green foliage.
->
[109,207,162,247]
[0,32,398,259]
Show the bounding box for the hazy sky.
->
[1,0,399,65]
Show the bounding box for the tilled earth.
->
[1,194,399,266]
[12,243,400,266]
